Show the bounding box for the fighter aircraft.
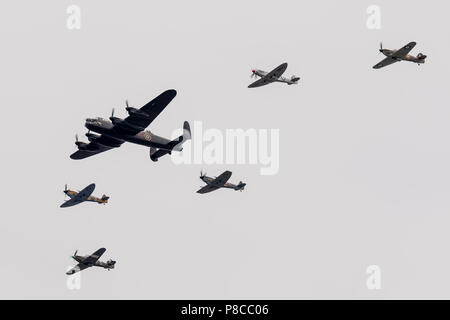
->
[248,62,300,88]
[70,89,191,162]
[60,183,109,208]
[66,248,116,275]
[197,170,246,194]
[373,42,427,69]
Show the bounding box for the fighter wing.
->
[211,171,232,187]
[248,63,288,88]
[373,56,400,69]
[393,42,416,58]
[82,248,107,265]
[60,183,96,208]
[70,136,124,160]
[118,89,177,135]
[196,184,220,194]
[66,263,90,275]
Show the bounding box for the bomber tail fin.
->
[150,121,191,162]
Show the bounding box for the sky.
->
[1,0,450,299]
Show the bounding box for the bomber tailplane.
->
[150,121,191,162]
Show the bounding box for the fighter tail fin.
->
[101,195,109,202]
[289,76,300,84]
[417,53,427,61]
[235,181,246,191]
[107,259,116,268]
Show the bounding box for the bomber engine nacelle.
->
[109,106,145,132]
[85,132,101,142]
[75,141,98,151]
[75,141,88,149]
[109,116,123,125]
[126,106,149,118]
[75,134,99,151]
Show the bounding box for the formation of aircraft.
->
[60,183,109,208]
[70,89,191,162]
[63,45,428,273]
[373,42,427,69]
[197,170,246,194]
[66,248,116,275]
[248,62,300,88]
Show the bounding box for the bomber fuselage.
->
[84,118,171,149]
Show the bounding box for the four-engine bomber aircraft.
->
[248,62,300,88]
[373,42,427,69]
[70,89,191,162]
[66,248,116,275]
[60,183,109,208]
[197,170,246,194]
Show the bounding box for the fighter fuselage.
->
[72,255,115,269]
[64,189,107,204]
[252,69,299,84]
[380,48,426,63]
[201,175,243,190]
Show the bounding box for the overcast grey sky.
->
[1,0,450,299]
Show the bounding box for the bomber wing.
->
[70,135,124,160]
[116,89,177,135]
